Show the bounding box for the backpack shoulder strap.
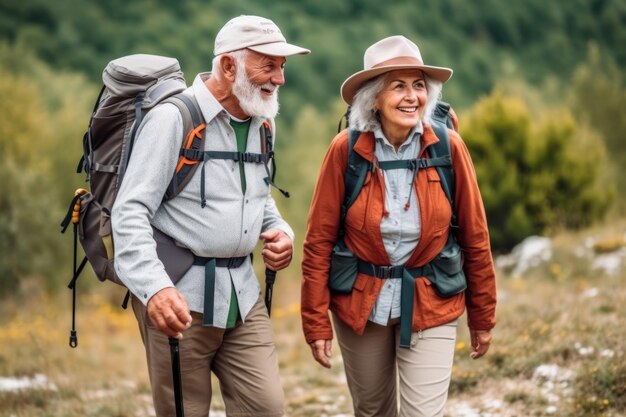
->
[259,120,290,198]
[428,101,457,225]
[337,106,351,133]
[339,129,371,239]
[163,92,206,200]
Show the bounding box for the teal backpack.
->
[330,102,467,348]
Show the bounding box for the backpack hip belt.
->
[356,258,436,348]
[192,254,250,327]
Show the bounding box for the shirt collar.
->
[192,73,225,124]
[374,121,423,150]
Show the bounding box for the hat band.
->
[371,56,423,69]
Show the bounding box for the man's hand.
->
[147,287,192,339]
[469,329,493,359]
[260,229,293,271]
[309,339,333,368]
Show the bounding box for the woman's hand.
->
[469,329,492,359]
[310,339,333,368]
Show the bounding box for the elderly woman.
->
[301,36,497,417]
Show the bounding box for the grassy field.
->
[0,223,625,417]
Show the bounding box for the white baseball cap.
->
[214,15,311,57]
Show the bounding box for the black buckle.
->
[377,266,390,278]
[376,266,402,278]
[226,257,242,268]
[181,149,203,161]
[241,153,264,163]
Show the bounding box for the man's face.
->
[231,50,286,119]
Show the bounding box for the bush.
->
[460,90,612,251]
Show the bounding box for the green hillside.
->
[1,0,625,112]
[0,0,624,296]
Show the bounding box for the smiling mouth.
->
[398,107,417,113]
[261,87,275,95]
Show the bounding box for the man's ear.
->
[220,55,237,82]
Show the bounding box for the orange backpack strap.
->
[163,93,206,200]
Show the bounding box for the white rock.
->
[0,374,57,392]
[583,287,599,298]
[592,249,626,275]
[533,364,572,382]
[600,349,615,358]
[496,236,553,276]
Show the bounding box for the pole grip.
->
[264,269,277,317]
[169,337,184,417]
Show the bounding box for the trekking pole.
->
[264,268,277,317]
[168,337,184,417]
[62,188,88,348]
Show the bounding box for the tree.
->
[0,67,59,296]
[0,43,93,297]
[570,44,626,202]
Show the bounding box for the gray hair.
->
[348,72,443,132]
[211,49,249,81]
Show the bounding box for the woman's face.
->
[374,69,428,140]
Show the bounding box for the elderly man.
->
[112,15,309,417]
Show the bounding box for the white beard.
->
[232,70,280,119]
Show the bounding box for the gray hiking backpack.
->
[60,54,282,347]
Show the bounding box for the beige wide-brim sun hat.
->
[341,35,453,105]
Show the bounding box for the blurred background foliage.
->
[0,0,625,298]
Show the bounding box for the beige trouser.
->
[333,315,457,417]
[132,294,284,417]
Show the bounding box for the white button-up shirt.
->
[368,123,423,325]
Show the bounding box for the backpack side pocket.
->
[77,193,123,285]
[328,242,359,293]
[429,240,467,298]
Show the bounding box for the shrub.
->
[460,91,612,251]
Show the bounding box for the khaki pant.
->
[333,315,457,417]
[132,294,284,417]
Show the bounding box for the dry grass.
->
[1,223,625,416]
